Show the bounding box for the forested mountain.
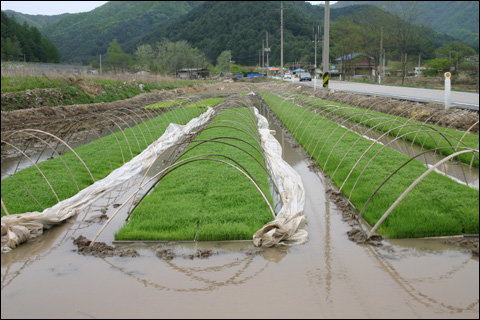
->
[3,10,69,29]
[137,1,455,66]
[331,1,479,51]
[1,1,471,68]
[1,11,61,63]
[136,1,320,66]
[290,2,455,54]
[40,1,203,64]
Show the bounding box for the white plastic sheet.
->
[252,107,307,247]
[1,107,216,252]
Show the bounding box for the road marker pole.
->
[323,72,329,88]
[444,72,452,111]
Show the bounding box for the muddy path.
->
[1,85,478,318]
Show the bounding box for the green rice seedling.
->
[115,107,274,241]
[1,107,207,216]
[285,92,479,168]
[141,99,190,110]
[141,98,225,110]
[187,98,225,108]
[260,92,478,238]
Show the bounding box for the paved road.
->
[285,78,479,111]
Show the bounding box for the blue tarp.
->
[293,68,305,73]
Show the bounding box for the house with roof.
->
[336,53,375,76]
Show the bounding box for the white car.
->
[284,73,292,79]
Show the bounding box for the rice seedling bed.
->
[1,104,211,216]
[284,92,479,167]
[141,98,225,110]
[115,106,274,241]
[260,92,479,238]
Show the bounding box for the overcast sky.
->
[1,1,109,15]
[1,1,336,16]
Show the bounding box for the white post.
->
[314,31,317,90]
[444,72,452,111]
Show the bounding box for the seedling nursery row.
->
[2,93,478,248]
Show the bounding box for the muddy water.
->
[1,105,478,318]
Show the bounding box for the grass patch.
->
[115,107,274,241]
[1,105,207,216]
[261,92,479,238]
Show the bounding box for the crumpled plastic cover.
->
[252,107,307,247]
[1,107,216,252]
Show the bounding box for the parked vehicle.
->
[284,73,292,79]
[299,72,312,81]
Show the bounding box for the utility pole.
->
[266,31,270,81]
[262,40,265,77]
[379,27,383,84]
[281,1,284,80]
[314,27,317,73]
[383,49,386,76]
[314,25,319,89]
[259,49,261,69]
[322,1,330,87]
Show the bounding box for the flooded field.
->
[1,95,478,319]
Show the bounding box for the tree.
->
[425,58,453,75]
[435,41,476,73]
[133,39,207,75]
[135,44,155,71]
[384,1,422,85]
[331,16,362,79]
[1,11,60,63]
[230,63,246,76]
[216,50,232,74]
[1,36,23,61]
[353,7,389,79]
[105,38,132,73]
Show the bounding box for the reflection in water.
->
[101,244,287,293]
[1,220,74,290]
[1,170,150,289]
[368,242,477,314]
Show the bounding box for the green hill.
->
[40,1,203,64]
[3,10,69,29]
[3,1,469,66]
[1,11,61,63]
[136,1,321,66]
[331,1,479,51]
[138,1,454,66]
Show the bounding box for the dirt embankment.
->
[2,81,478,134]
[1,88,197,132]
